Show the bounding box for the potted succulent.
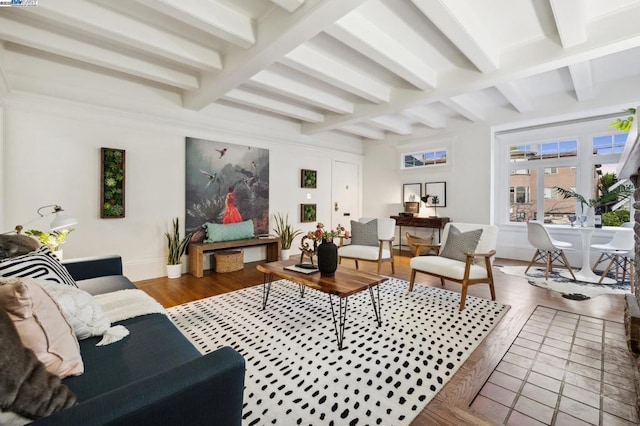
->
[165,217,192,278]
[273,213,302,260]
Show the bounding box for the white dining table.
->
[558,226,631,284]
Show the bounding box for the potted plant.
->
[165,217,192,278]
[273,213,302,260]
[554,180,633,226]
[25,228,73,260]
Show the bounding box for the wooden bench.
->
[188,237,280,278]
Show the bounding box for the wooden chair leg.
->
[409,269,417,292]
[440,277,445,287]
[545,251,552,280]
[459,283,468,311]
[524,250,540,274]
[598,258,616,285]
[488,279,496,301]
[592,253,605,271]
[355,260,359,270]
[376,261,381,275]
[559,251,576,280]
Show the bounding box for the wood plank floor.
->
[135,254,629,425]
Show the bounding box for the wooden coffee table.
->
[256,259,388,350]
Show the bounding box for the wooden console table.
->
[188,237,280,278]
[390,216,450,250]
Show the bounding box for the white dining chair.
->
[525,221,576,280]
[591,224,635,290]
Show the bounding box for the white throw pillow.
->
[37,281,128,346]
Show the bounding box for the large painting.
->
[185,137,269,242]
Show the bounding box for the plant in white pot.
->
[165,217,192,278]
[273,213,302,261]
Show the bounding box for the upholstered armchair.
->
[338,217,396,275]
[408,222,498,310]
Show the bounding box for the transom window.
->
[401,148,447,169]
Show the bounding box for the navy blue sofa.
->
[33,256,245,425]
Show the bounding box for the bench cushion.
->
[203,221,255,243]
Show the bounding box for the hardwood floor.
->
[134,254,629,425]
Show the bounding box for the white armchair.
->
[408,222,498,310]
[338,217,396,275]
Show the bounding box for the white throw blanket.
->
[94,289,166,324]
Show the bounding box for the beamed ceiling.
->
[1,0,640,142]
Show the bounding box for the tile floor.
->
[471,306,639,425]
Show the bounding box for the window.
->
[510,186,529,203]
[402,148,447,169]
[497,116,629,225]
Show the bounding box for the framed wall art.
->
[424,181,447,207]
[402,183,422,203]
[100,147,125,218]
[300,203,317,223]
[185,137,270,242]
[301,169,317,188]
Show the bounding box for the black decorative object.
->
[317,240,338,277]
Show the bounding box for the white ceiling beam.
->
[368,116,412,135]
[248,69,353,114]
[183,0,368,110]
[134,0,255,49]
[549,0,587,48]
[280,44,390,104]
[302,5,640,134]
[339,124,385,140]
[410,0,499,73]
[223,88,324,123]
[441,96,484,122]
[270,0,305,13]
[495,81,533,113]
[0,15,199,90]
[325,11,436,90]
[401,106,446,129]
[568,62,594,101]
[23,0,222,71]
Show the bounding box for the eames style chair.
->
[338,217,396,274]
[591,224,635,290]
[408,222,498,311]
[525,221,576,280]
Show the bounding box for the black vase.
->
[317,239,338,277]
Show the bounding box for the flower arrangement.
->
[25,229,73,251]
[305,223,350,242]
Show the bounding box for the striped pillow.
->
[0,246,77,287]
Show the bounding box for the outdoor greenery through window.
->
[498,116,632,226]
[402,148,447,169]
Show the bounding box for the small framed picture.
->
[301,169,317,188]
[424,181,447,207]
[300,204,317,222]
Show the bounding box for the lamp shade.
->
[50,211,78,231]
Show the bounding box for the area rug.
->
[167,278,509,426]
[497,265,630,300]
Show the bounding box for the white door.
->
[332,161,359,228]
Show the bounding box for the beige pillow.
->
[0,277,83,378]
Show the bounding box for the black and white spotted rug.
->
[167,278,509,425]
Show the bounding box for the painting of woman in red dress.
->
[223,187,243,224]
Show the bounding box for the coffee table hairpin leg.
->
[262,274,307,310]
[329,285,382,351]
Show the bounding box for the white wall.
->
[363,126,493,241]
[1,95,362,281]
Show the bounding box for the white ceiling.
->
[1,0,640,141]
